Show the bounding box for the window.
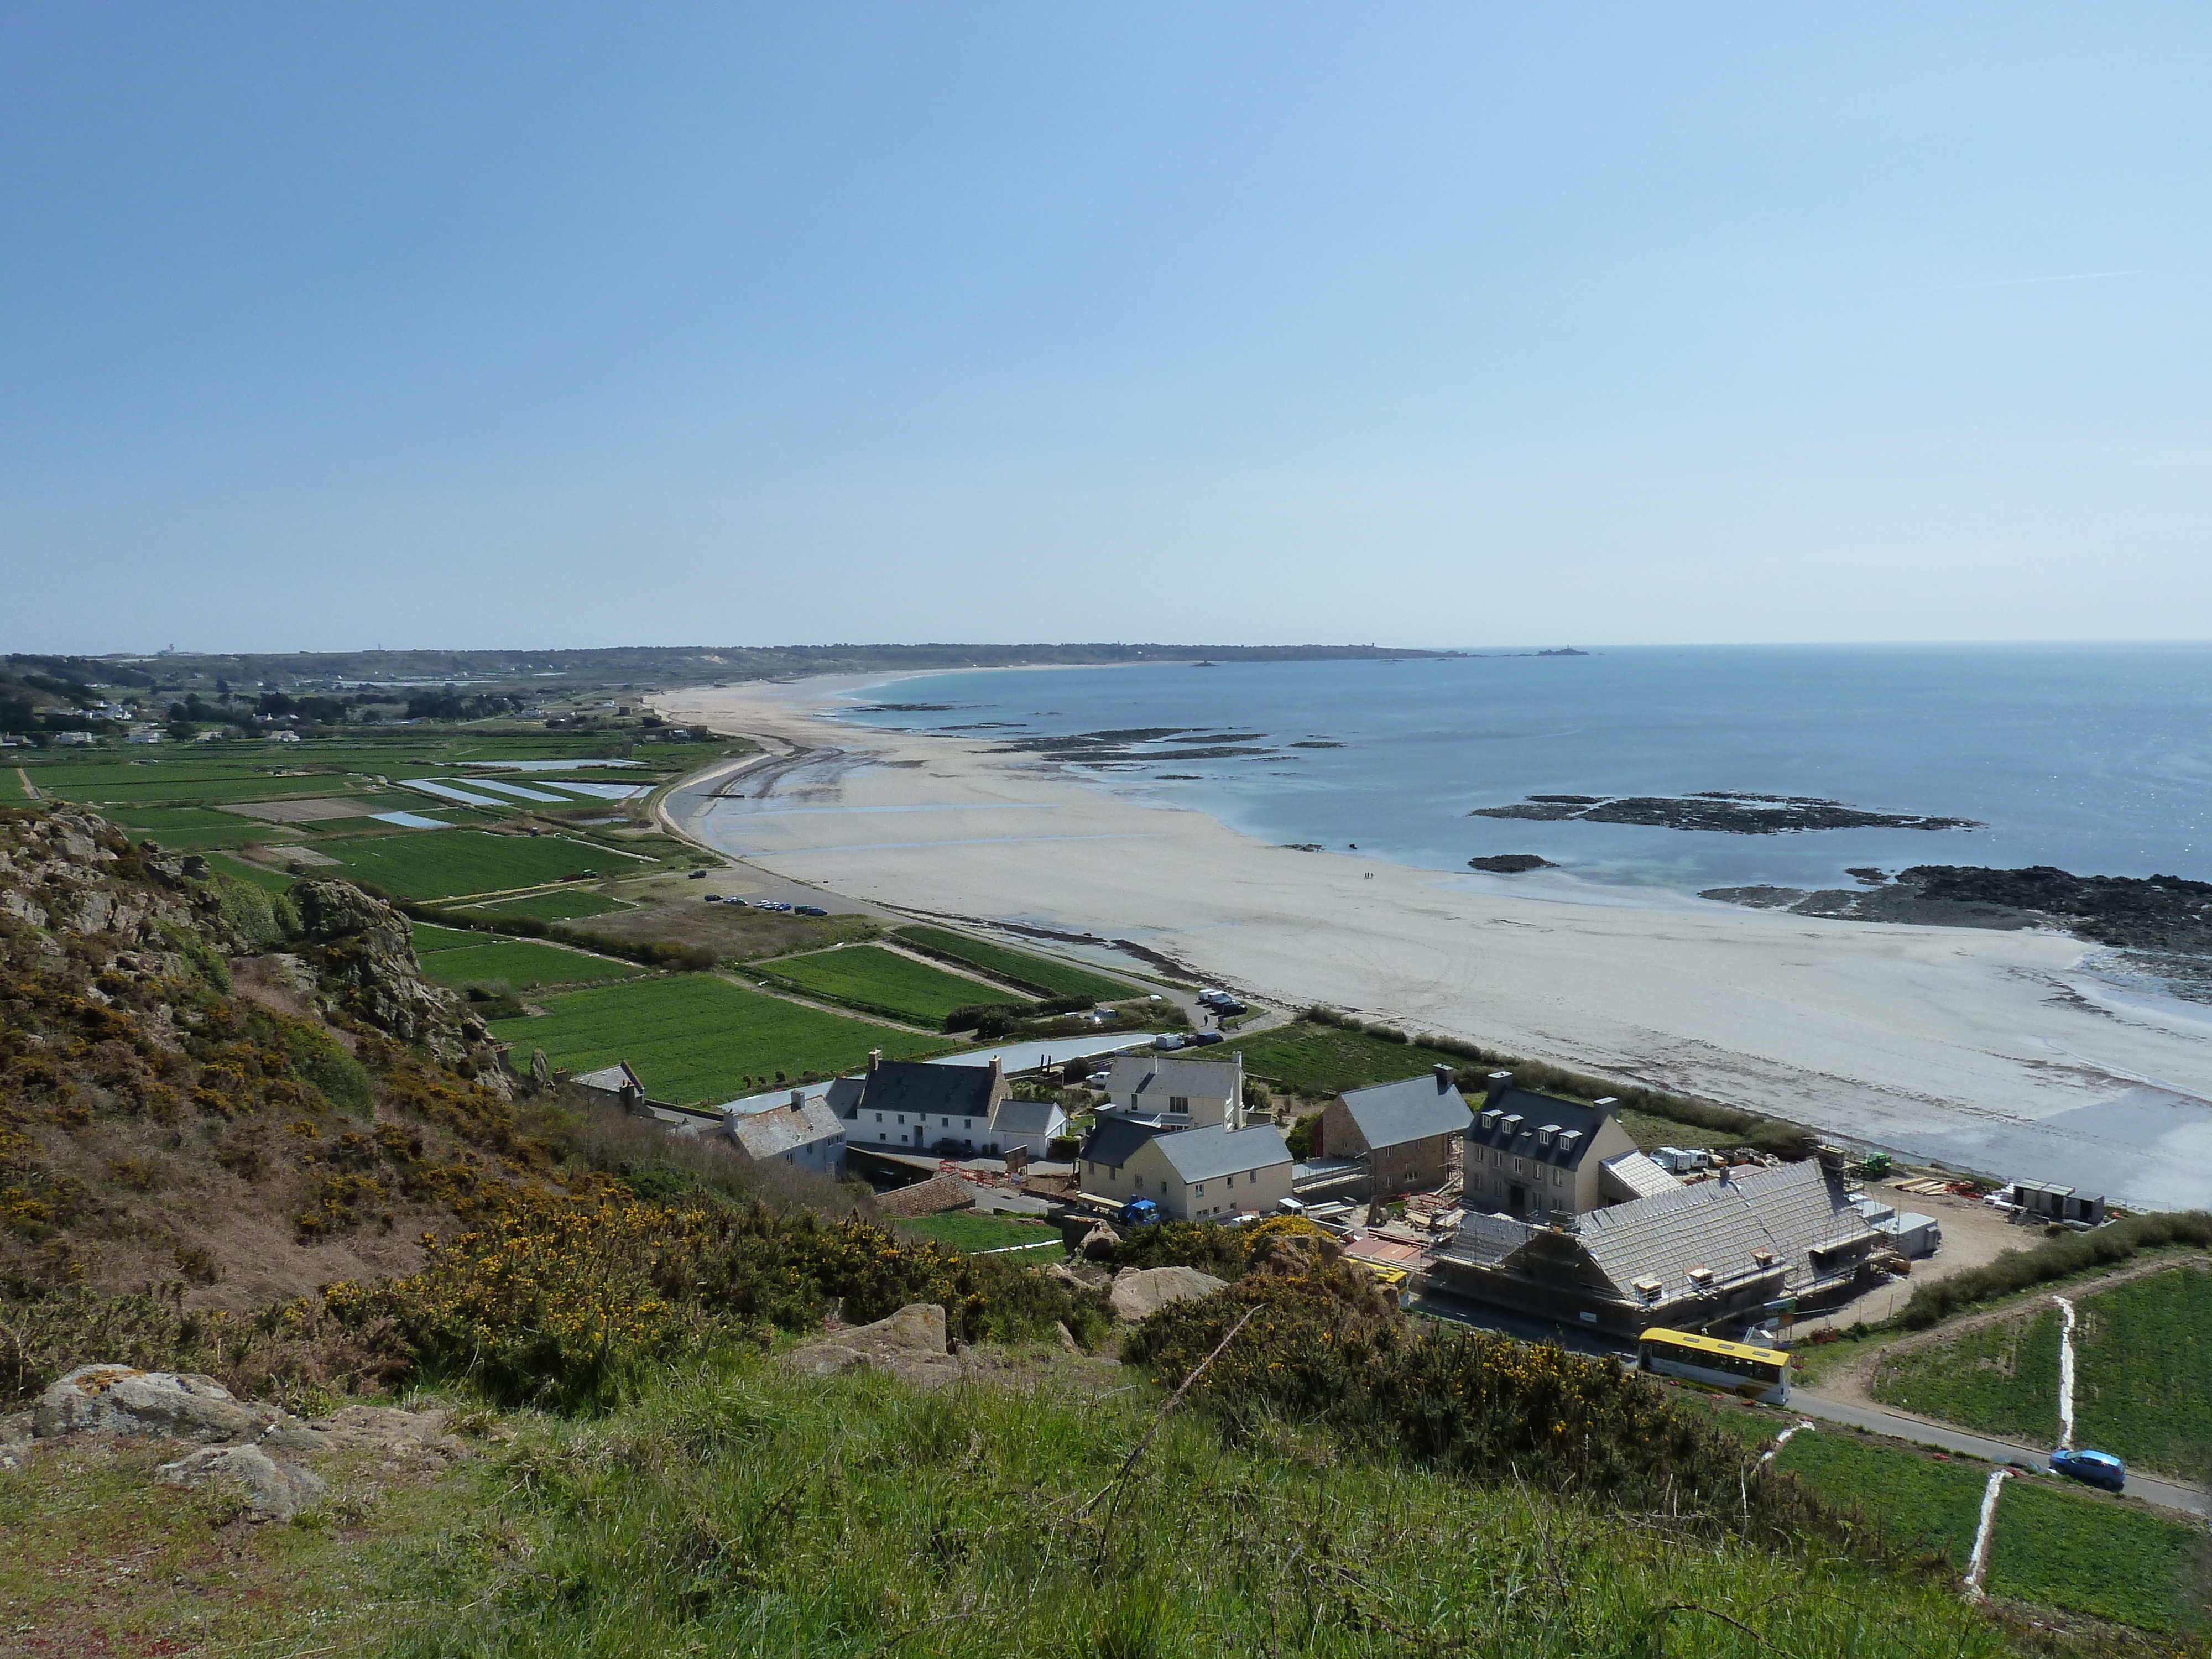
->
[1134,1175,1145,1190]
[1194,1182,1206,1195]
[896,1115,906,1124]
[1170,1096,1190,1112]
[1472,1146,1484,1164]
[942,1117,950,1126]
[874,1113,883,1123]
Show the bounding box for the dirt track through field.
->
[1813,1250,2212,1410]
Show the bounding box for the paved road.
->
[1793,1391,2209,1521]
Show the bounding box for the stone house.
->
[1098,1052,1245,1129]
[1078,1118,1292,1222]
[1460,1081,1672,1220]
[727,1092,847,1177]
[1314,1066,1472,1197]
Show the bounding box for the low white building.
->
[728,1092,847,1178]
[1098,1052,1245,1129]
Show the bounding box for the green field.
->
[1693,1399,2207,1633]
[312,829,635,899]
[0,766,29,803]
[205,853,299,894]
[1870,1308,2063,1449]
[764,945,1014,1026]
[27,770,374,806]
[895,1211,1066,1261]
[489,975,947,1103]
[1213,1022,1480,1097]
[893,924,1136,1001]
[453,888,630,923]
[1985,1472,2209,1633]
[415,937,644,993]
[409,922,488,954]
[102,805,291,849]
[1873,1265,2212,1481]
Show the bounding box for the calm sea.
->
[830,644,2212,897]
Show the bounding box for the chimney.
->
[868,1048,883,1072]
[1433,1063,1453,1091]
[1486,1071,1513,1096]
[1593,1096,1619,1117]
[989,1055,1003,1079]
[790,1089,805,1109]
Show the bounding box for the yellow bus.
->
[1637,1327,1791,1404]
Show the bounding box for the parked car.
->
[1153,1033,1188,1051]
[793,904,828,916]
[757,901,791,912]
[687,869,708,880]
[702,894,722,903]
[1190,1031,1225,1046]
[2050,1448,2126,1492]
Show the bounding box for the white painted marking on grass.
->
[1757,1420,1815,1468]
[2056,1294,2078,1449]
[1964,1467,2012,1600]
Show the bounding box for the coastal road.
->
[1792,1391,2209,1521]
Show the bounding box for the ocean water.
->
[831,644,2212,896]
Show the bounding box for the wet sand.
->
[654,674,2212,1210]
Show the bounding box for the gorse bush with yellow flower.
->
[318,1185,1115,1408]
[1128,1262,1837,1546]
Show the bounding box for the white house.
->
[727,1092,847,1178]
[1098,1052,1245,1129]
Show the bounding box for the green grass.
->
[313,828,637,899]
[453,888,630,922]
[763,943,1014,1026]
[205,852,300,894]
[416,938,646,993]
[103,804,294,849]
[489,975,947,1104]
[1986,1474,2209,1634]
[1870,1310,2063,1449]
[1619,1107,1743,1153]
[0,764,29,802]
[409,921,490,953]
[896,1211,1066,1260]
[27,769,376,805]
[1870,1264,2212,1480]
[893,923,1138,1001]
[2073,1265,2212,1482]
[1212,1022,1480,1097]
[1768,1424,1990,1563]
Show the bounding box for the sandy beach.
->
[654,674,2212,1211]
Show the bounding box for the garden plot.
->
[314,828,634,899]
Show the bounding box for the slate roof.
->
[1338,1073,1471,1150]
[1573,1159,1877,1298]
[729,1098,844,1160]
[823,1077,865,1118]
[1104,1052,1242,1099]
[847,1059,998,1120]
[990,1098,1066,1136]
[1464,1086,1614,1171]
[1145,1123,1293,1185]
[1081,1116,1169,1169]
[875,1175,977,1217]
[1599,1150,1681,1201]
[572,1061,642,1095]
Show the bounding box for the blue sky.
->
[4,5,2207,650]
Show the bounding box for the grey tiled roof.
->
[1105,1053,1242,1099]
[1599,1150,1681,1201]
[1081,1117,1168,1169]
[848,1060,998,1120]
[1338,1073,1470,1150]
[1465,1087,1611,1171]
[1147,1123,1292,1184]
[1574,1159,1875,1298]
[730,1098,844,1160]
[990,1098,1065,1136]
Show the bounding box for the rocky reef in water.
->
[1470,791,1981,834]
[1700,865,2212,972]
[1467,854,1556,873]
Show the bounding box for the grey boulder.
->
[1109,1266,1228,1322]
[156,1443,327,1524]
[33,1365,285,1444]
[784,1302,959,1389]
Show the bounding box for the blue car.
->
[2050,1448,2126,1492]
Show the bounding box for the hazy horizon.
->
[8,6,2209,651]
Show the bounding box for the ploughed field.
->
[760,943,1015,1027]
[1870,1261,2212,1481]
[892,924,1138,1003]
[489,974,950,1103]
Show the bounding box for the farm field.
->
[489,974,947,1103]
[1985,1473,2208,1634]
[0,767,32,802]
[1870,1263,2212,1479]
[892,925,1136,1002]
[895,1211,1065,1261]
[763,944,1013,1027]
[105,805,290,849]
[1871,1308,2063,1449]
[409,922,487,954]
[1693,1396,2206,1634]
[205,853,299,894]
[414,937,644,993]
[450,888,631,924]
[27,770,376,806]
[1214,1022,1481,1098]
[312,829,637,899]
